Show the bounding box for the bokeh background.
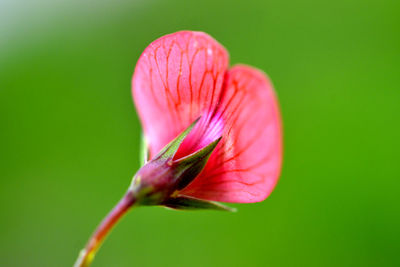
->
[1,0,399,266]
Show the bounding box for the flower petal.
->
[132,31,229,159]
[180,65,283,203]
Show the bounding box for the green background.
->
[1,0,399,266]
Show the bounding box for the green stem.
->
[74,191,136,267]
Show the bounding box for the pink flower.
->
[132,31,282,204]
[75,31,283,266]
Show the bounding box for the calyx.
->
[129,118,234,211]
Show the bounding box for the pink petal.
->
[133,31,282,203]
[132,31,229,159]
[179,65,283,203]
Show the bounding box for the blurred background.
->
[1,0,399,266]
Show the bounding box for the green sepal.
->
[153,117,200,161]
[140,133,149,166]
[173,137,222,190]
[163,196,236,212]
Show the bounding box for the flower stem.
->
[74,191,136,267]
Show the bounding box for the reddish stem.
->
[74,191,136,267]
